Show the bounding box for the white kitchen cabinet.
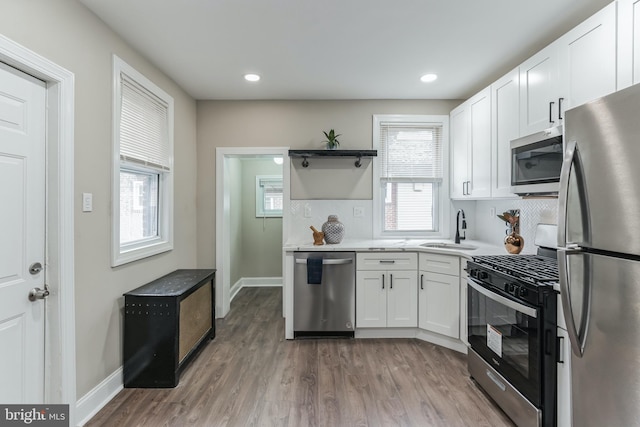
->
[450,88,491,199]
[491,69,519,198]
[520,2,617,135]
[450,104,469,199]
[617,0,640,89]
[469,89,492,198]
[557,2,617,115]
[519,43,560,135]
[557,325,572,427]
[356,253,418,328]
[418,253,460,338]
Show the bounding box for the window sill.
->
[112,240,173,267]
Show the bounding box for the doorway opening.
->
[215,147,290,319]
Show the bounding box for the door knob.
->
[28,287,49,301]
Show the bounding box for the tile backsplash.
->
[287,197,558,251]
[288,200,373,243]
[474,198,558,253]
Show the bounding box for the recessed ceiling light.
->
[420,74,438,83]
[244,73,260,82]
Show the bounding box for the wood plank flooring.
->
[86,287,514,427]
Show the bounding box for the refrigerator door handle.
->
[558,247,587,358]
[558,138,591,248]
[558,139,577,246]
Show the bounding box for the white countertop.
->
[284,238,506,259]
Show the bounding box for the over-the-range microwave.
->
[510,125,563,196]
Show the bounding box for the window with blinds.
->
[119,75,171,171]
[112,56,174,266]
[256,176,283,217]
[375,117,446,234]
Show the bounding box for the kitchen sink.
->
[420,242,478,250]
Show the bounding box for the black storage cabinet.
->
[123,269,216,388]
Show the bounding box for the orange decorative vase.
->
[504,231,524,254]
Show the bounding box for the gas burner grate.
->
[472,255,559,284]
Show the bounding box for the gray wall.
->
[0,0,198,398]
[239,158,283,279]
[196,100,461,266]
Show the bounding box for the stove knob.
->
[508,283,516,293]
[470,269,478,278]
[519,287,528,297]
[478,271,489,280]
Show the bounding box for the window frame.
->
[112,55,174,267]
[255,175,283,218]
[372,114,450,239]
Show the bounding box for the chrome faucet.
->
[455,209,467,244]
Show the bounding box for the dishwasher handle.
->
[295,258,353,265]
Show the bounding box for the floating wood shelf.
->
[288,149,377,168]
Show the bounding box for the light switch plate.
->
[82,193,93,212]
[304,204,311,218]
[353,206,364,217]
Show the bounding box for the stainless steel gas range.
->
[466,251,559,427]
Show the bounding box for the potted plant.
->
[322,129,341,150]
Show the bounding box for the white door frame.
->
[0,35,76,419]
[215,147,289,318]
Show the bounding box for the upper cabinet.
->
[450,104,469,199]
[519,44,560,135]
[450,88,491,199]
[491,69,519,198]
[617,0,640,89]
[519,2,617,135]
[557,2,617,114]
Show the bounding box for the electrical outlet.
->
[304,204,312,218]
[353,206,364,217]
[490,207,496,218]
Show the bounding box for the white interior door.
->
[0,61,46,403]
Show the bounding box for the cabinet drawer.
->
[419,253,460,276]
[357,252,417,271]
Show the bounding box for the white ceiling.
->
[80,0,612,100]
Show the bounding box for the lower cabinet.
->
[356,252,418,328]
[418,253,461,339]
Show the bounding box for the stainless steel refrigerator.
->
[558,82,640,427]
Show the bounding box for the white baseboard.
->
[75,367,123,426]
[355,328,416,339]
[230,277,282,301]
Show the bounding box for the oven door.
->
[467,277,542,407]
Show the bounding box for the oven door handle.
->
[467,278,538,318]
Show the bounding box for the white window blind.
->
[119,74,171,171]
[378,121,443,233]
[379,123,443,181]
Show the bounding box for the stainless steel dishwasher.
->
[293,252,355,338]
